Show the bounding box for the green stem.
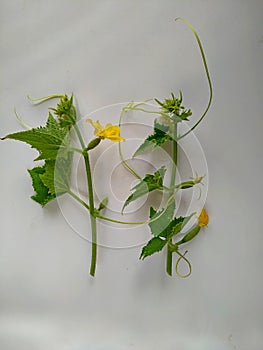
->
[83,150,97,277]
[166,244,173,276]
[69,147,84,155]
[73,122,97,277]
[68,190,90,210]
[68,187,176,227]
[73,123,86,149]
[166,123,178,276]
[89,214,97,276]
[97,193,175,226]
[170,124,178,188]
[96,214,145,225]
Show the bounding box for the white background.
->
[1,1,263,349]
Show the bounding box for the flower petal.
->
[97,125,124,142]
[86,119,124,142]
[86,118,104,135]
[198,208,209,227]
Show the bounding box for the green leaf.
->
[140,236,167,260]
[168,215,193,239]
[149,199,176,237]
[4,113,70,160]
[140,206,195,259]
[148,201,193,240]
[28,151,72,205]
[28,165,56,206]
[148,198,194,239]
[122,166,166,212]
[40,152,73,196]
[133,119,172,156]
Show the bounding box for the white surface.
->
[1,1,263,349]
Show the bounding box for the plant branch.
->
[68,190,90,210]
[166,123,178,276]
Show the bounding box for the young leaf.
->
[122,166,166,212]
[50,94,77,128]
[175,109,192,122]
[3,113,70,161]
[98,197,109,211]
[140,236,167,260]
[155,92,192,124]
[155,91,183,115]
[133,119,172,157]
[28,165,56,206]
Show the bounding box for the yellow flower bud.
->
[198,208,209,227]
[86,119,125,142]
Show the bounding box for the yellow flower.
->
[86,118,125,142]
[198,208,209,227]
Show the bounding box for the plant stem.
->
[83,151,97,277]
[170,124,178,188]
[68,190,90,210]
[73,123,86,149]
[96,214,145,225]
[69,147,84,155]
[166,244,173,276]
[166,123,178,276]
[73,122,98,277]
[89,214,97,276]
